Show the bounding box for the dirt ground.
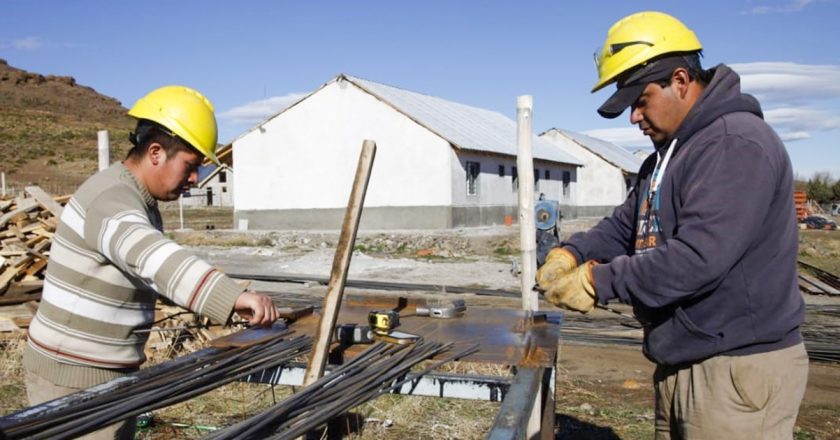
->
[2,217,839,439]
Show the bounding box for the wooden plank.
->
[0,319,19,332]
[0,291,41,306]
[25,186,64,217]
[38,217,58,231]
[0,303,35,329]
[0,198,37,228]
[798,278,822,294]
[53,194,72,204]
[303,139,376,387]
[8,225,26,241]
[24,234,46,248]
[12,315,31,328]
[24,258,47,277]
[0,265,23,293]
[799,273,840,295]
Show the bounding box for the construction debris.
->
[0,187,67,335]
[0,187,67,298]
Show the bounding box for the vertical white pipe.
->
[178,195,184,231]
[97,130,110,171]
[518,96,543,440]
[517,95,538,312]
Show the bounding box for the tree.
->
[832,179,840,202]
[806,172,834,205]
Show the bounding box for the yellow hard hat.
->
[592,11,702,93]
[128,85,219,164]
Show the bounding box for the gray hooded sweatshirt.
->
[563,65,804,366]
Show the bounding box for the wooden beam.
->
[25,186,63,217]
[303,140,377,386]
[0,199,37,229]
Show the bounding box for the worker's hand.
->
[234,291,279,327]
[540,261,597,313]
[536,247,578,286]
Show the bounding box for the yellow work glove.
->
[540,260,597,313]
[536,247,578,286]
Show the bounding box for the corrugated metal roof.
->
[343,75,582,166]
[547,128,642,173]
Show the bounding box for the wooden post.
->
[303,139,377,386]
[98,130,110,171]
[517,95,538,312]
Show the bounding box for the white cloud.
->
[12,36,43,50]
[732,62,840,141]
[0,37,79,50]
[219,93,306,125]
[778,131,811,141]
[731,62,840,103]
[764,107,840,131]
[744,0,815,14]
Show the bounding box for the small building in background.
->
[540,128,643,217]
[181,163,234,207]
[229,74,582,230]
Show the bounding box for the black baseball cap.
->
[597,56,690,119]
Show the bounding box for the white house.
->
[540,128,643,217]
[230,74,582,230]
[181,164,234,207]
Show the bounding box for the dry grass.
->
[0,338,28,415]
[553,362,654,439]
[800,229,840,274]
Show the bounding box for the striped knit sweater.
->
[24,163,243,388]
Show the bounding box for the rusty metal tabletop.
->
[287,296,563,367]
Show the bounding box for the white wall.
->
[541,130,628,207]
[233,79,454,211]
[449,150,576,206]
[180,169,233,207]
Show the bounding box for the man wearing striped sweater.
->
[23,86,278,439]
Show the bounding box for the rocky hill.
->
[0,59,134,195]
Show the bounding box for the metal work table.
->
[1,295,563,439]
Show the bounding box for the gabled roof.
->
[233,74,582,167]
[542,128,642,173]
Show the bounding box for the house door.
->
[206,187,213,206]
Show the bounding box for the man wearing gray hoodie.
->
[537,11,808,439]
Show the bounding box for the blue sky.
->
[1,0,838,178]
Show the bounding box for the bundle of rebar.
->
[207,340,478,440]
[1,331,312,440]
[798,260,840,291]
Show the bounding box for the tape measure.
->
[368,310,400,334]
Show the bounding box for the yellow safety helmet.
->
[128,85,219,164]
[592,11,702,93]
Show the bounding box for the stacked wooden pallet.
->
[0,186,67,306]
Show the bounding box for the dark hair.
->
[126,120,194,160]
[655,52,713,87]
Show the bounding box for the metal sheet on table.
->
[286,296,562,367]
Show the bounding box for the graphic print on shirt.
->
[635,139,676,255]
[635,185,662,253]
